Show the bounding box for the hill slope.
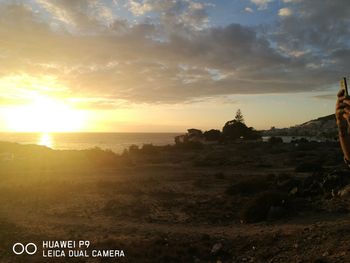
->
[264,114,337,138]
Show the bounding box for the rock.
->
[211,243,223,255]
[322,251,329,257]
[338,184,350,198]
[277,178,300,192]
[322,170,350,192]
[302,181,323,197]
[289,187,298,195]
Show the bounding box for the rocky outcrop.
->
[175,129,205,144]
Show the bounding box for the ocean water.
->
[0,132,181,154]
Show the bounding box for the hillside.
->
[263,114,337,138]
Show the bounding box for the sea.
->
[0,132,181,154]
[0,133,335,155]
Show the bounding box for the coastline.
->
[0,132,181,154]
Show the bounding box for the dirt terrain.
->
[0,140,350,262]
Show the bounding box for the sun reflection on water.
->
[38,133,54,148]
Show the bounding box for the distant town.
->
[262,114,337,139]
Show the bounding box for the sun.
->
[4,95,86,132]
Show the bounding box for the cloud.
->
[283,0,302,3]
[244,7,254,13]
[250,0,274,10]
[273,0,350,57]
[34,0,115,30]
[278,7,292,17]
[0,1,349,106]
[68,97,130,109]
[128,0,153,16]
[127,0,210,30]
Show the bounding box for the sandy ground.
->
[0,140,350,262]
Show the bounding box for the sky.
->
[0,0,349,132]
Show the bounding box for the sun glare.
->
[4,95,86,132]
[38,133,54,148]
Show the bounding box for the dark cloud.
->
[35,0,114,29]
[127,0,210,30]
[0,1,349,105]
[272,0,350,75]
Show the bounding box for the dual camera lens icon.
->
[12,243,37,255]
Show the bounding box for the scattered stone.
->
[322,170,350,192]
[322,251,329,257]
[211,243,223,255]
[278,177,301,192]
[289,187,298,195]
[338,184,350,198]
